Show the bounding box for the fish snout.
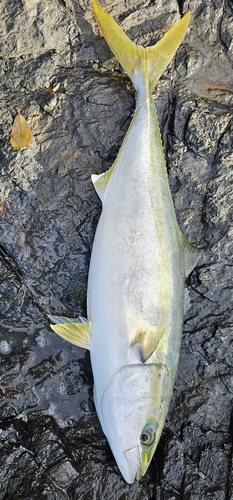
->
[123,445,140,483]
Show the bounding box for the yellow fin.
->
[92,0,190,91]
[147,11,190,88]
[48,315,91,349]
[131,325,165,362]
[91,164,114,201]
[92,0,136,81]
[179,230,201,277]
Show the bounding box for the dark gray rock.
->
[0,0,232,498]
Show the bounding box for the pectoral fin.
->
[179,230,201,277]
[131,325,165,362]
[48,315,91,349]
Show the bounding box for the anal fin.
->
[48,315,91,349]
[91,164,114,202]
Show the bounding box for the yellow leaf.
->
[10,108,32,149]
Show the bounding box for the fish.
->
[48,0,201,484]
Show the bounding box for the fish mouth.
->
[124,446,140,483]
[136,468,143,481]
[135,447,152,481]
[135,463,147,482]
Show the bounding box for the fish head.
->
[100,363,170,483]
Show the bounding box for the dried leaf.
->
[10,108,32,149]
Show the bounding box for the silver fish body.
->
[88,94,185,482]
[49,0,200,483]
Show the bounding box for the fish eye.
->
[140,426,155,446]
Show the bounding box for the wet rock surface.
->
[0,0,232,498]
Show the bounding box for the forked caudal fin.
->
[92,0,190,93]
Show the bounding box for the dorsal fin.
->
[179,230,201,277]
[48,315,91,349]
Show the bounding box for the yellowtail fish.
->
[49,0,200,483]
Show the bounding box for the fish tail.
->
[92,0,190,94]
